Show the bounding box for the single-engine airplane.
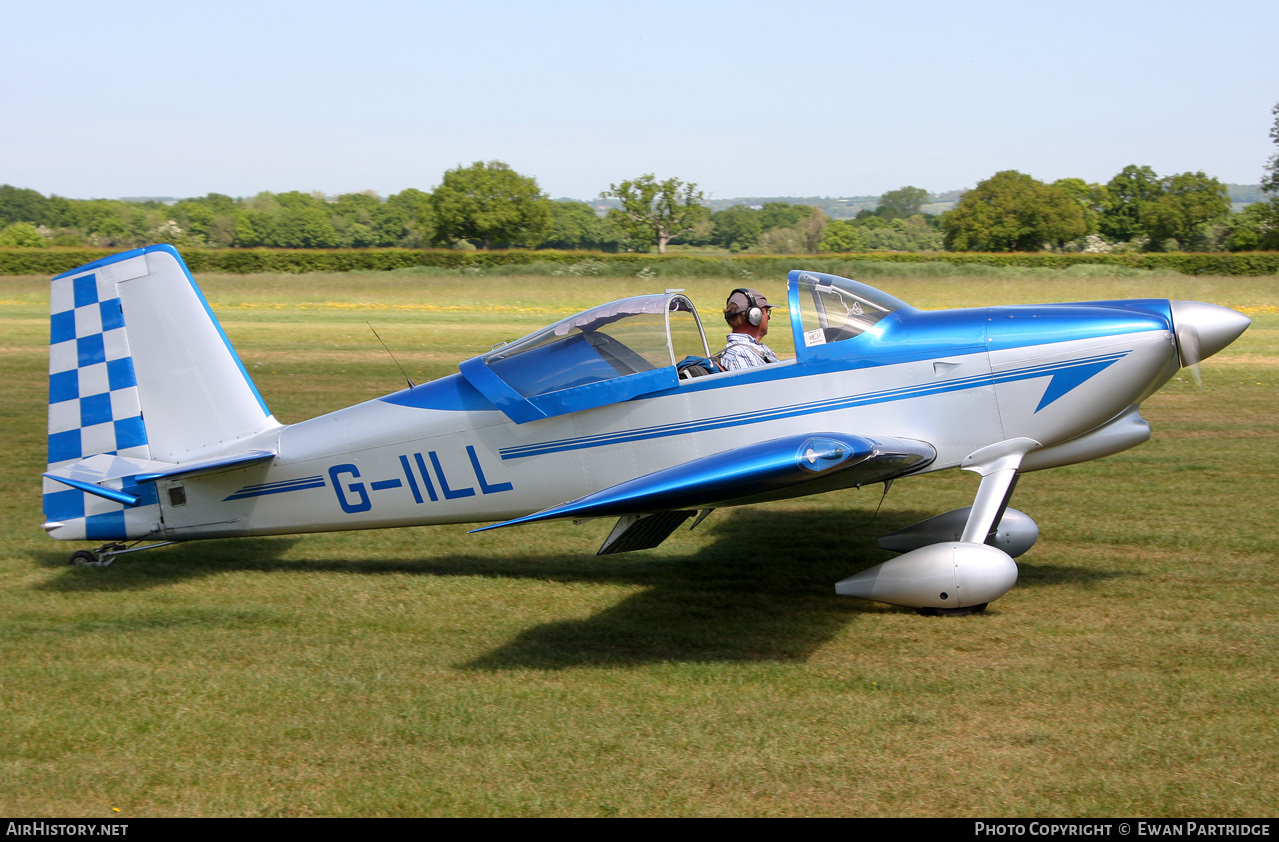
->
[41,245,1250,613]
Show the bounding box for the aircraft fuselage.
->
[153,301,1179,540]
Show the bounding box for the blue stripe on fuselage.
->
[223,476,326,501]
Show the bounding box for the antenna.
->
[366,322,414,389]
[855,479,893,528]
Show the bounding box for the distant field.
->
[1,268,1276,817]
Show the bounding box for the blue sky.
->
[4,0,1275,202]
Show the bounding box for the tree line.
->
[3,105,1277,253]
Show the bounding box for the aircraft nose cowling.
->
[1170,301,1251,369]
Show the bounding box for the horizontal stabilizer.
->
[41,474,144,506]
[44,450,276,506]
[132,450,275,482]
[473,432,934,532]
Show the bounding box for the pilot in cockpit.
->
[717,287,781,371]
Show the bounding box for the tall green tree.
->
[172,193,239,246]
[710,204,762,250]
[1100,165,1162,242]
[0,185,54,227]
[430,161,552,249]
[797,207,830,252]
[1221,202,1273,250]
[1264,101,1279,198]
[602,174,708,253]
[330,191,383,248]
[544,201,620,250]
[942,171,1086,251]
[376,188,434,247]
[875,186,929,220]
[758,202,813,231]
[269,191,342,248]
[1255,101,1279,250]
[817,219,864,252]
[1051,178,1108,234]
[1139,172,1230,249]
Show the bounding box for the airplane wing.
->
[473,432,935,535]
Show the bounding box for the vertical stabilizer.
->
[44,245,279,541]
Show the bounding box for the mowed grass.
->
[0,268,1276,817]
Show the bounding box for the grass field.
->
[1,267,1276,817]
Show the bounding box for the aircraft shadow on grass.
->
[33,506,1122,668]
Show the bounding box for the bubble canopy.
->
[459,293,710,424]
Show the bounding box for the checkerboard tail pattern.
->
[44,254,154,540]
[42,246,278,542]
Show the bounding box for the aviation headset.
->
[729,288,766,327]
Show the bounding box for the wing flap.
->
[473,432,934,532]
[596,511,697,555]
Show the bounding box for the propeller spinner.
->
[1170,301,1252,387]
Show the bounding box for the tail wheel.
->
[69,550,97,566]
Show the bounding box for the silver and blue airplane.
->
[41,245,1250,613]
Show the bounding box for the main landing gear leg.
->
[69,541,177,567]
[915,439,1036,616]
[836,438,1041,613]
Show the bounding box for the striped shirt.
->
[719,333,779,370]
